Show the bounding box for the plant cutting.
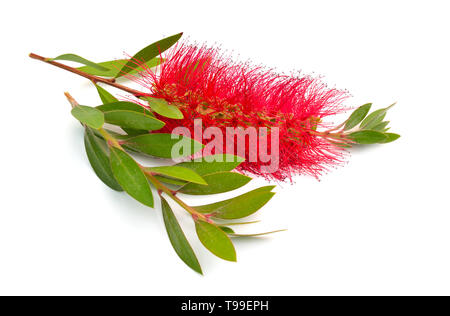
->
[29,32,399,274]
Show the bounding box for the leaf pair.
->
[78,58,163,77]
[51,32,182,78]
[97,101,165,131]
[145,154,248,194]
[195,186,276,219]
[344,103,400,144]
[191,186,277,264]
[71,95,166,133]
[158,158,276,273]
[155,154,250,195]
[97,86,184,120]
[162,197,237,275]
[74,103,155,207]
[83,126,155,207]
[84,127,122,191]
[146,153,251,195]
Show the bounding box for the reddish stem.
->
[29,53,144,96]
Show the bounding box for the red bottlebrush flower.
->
[130,43,349,181]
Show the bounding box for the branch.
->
[29,53,144,97]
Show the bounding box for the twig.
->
[29,53,144,96]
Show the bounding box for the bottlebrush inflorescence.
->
[130,43,350,181]
[29,32,399,274]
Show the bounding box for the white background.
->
[1,0,449,295]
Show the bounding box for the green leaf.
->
[161,197,202,274]
[176,154,245,176]
[97,101,153,115]
[84,127,122,191]
[121,128,149,136]
[123,133,203,158]
[372,121,390,131]
[379,133,400,143]
[348,130,388,144]
[104,110,165,131]
[195,186,276,219]
[344,103,372,130]
[77,58,163,77]
[144,97,183,119]
[360,103,395,129]
[360,110,386,129]
[95,84,118,104]
[219,226,235,234]
[179,172,251,195]
[97,101,165,131]
[50,54,110,71]
[153,175,188,186]
[97,100,155,137]
[144,166,207,185]
[71,105,104,129]
[195,220,236,262]
[97,101,153,116]
[115,33,183,78]
[109,147,154,207]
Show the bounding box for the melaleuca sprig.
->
[65,90,281,274]
[29,32,399,273]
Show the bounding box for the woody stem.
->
[144,172,209,221]
[29,53,144,96]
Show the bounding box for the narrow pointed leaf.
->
[104,110,165,131]
[179,172,251,195]
[348,130,388,144]
[71,105,104,129]
[344,103,372,130]
[145,166,207,185]
[97,100,154,137]
[115,33,183,78]
[122,128,149,136]
[153,175,188,186]
[144,97,183,119]
[361,110,386,129]
[372,121,390,131]
[195,220,236,262]
[77,58,163,77]
[219,226,235,234]
[123,133,203,158]
[95,84,118,104]
[176,154,245,176]
[161,198,202,274]
[50,54,109,71]
[97,101,153,116]
[379,133,400,143]
[84,127,122,191]
[195,186,276,219]
[109,147,154,207]
[360,103,395,129]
